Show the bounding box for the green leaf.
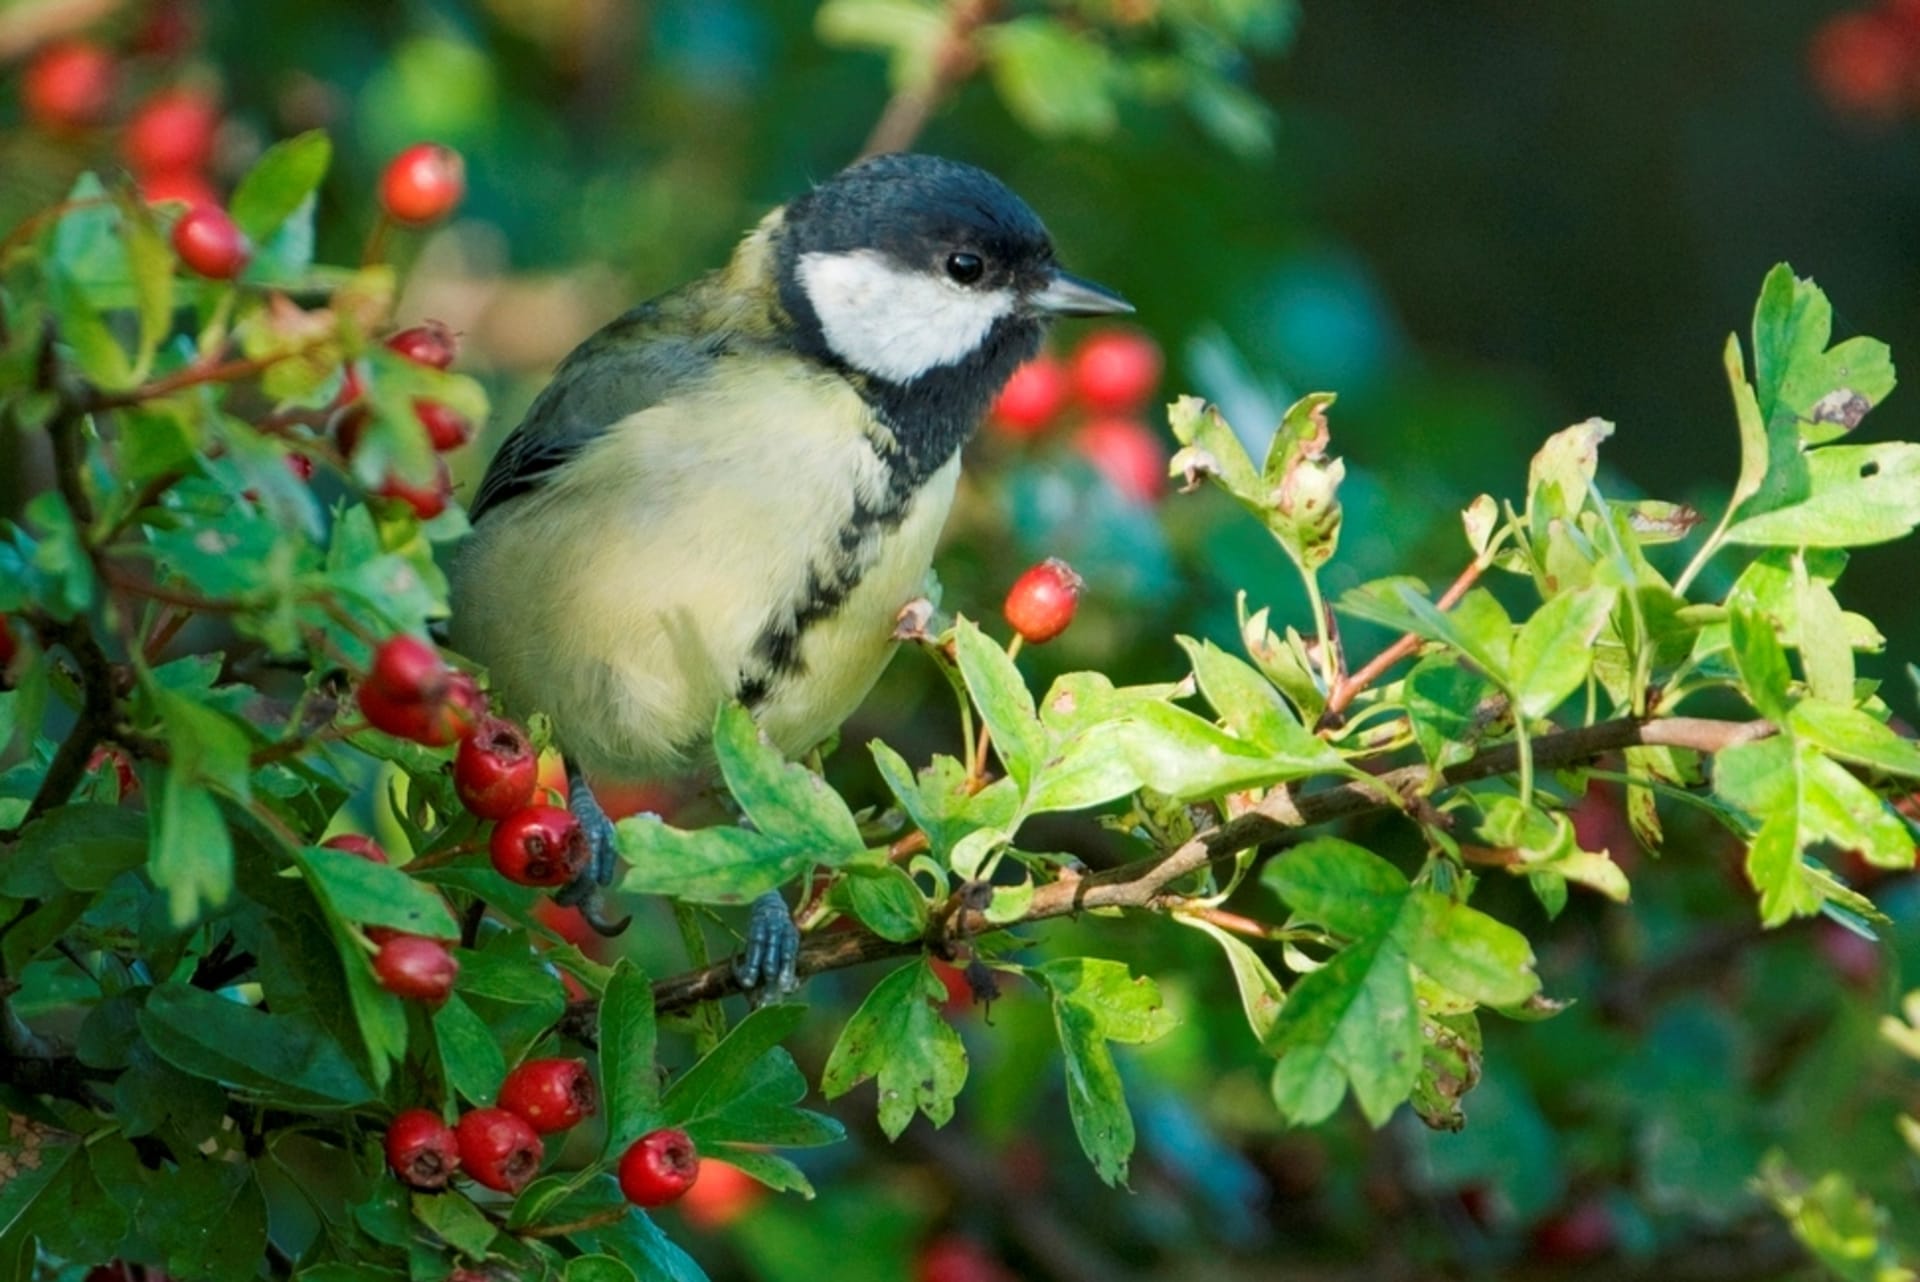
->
[1717,736,1915,924]
[1727,443,1920,548]
[1509,586,1615,719]
[1260,392,1346,571]
[434,993,507,1106]
[1,803,146,896]
[296,844,459,939]
[138,982,374,1107]
[616,817,810,904]
[1268,936,1417,1128]
[230,130,332,243]
[412,1187,498,1258]
[838,863,928,942]
[149,770,233,925]
[1030,959,1175,1186]
[1178,636,1307,752]
[954,616,1043,790]
[814,0,947,86]
[599,960,661,1151]
[1181,918,1286,1042]
[662,1004,803,1124]
[1406,656,1500,769]
[821,960,968,1139]
[712,702,863,860]
[982,17,1117,137]
[568,1256,640,1282]
[1399,894,1541,1008]
[1792,555,1855,703]
[1094,698,1345,801]
[1791,701,1920,778]
[120,198,173,377]
[1724,333,1771,513]
[1729,606,1794,723]
[1263,839,1540,1124]
[1263,839,1410,939]
[1168,395,1264,508]
[574,1206,710,1282]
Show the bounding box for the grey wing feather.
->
[468,300,728,522]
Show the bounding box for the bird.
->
[449,152,1132,994]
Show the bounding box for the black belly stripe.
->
[733,476,918,707]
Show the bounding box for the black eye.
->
[945,251,984,285]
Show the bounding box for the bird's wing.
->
[468,299,730,522]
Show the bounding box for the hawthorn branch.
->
[858,0,1000,159]
[643,714,1774,1015]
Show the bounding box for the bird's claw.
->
[555,767,632,936]
[733,890,800,1003]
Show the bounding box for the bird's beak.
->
[1028,268,1134,317]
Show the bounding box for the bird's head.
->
[774,153,1132,390]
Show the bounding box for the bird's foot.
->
[554,767,632,937]
[733,890,800,1002]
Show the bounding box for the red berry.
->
[1002,558,1084,645]
[322,833,389,864]
[915,1234,1016,1282]
[455,1108,544,1194]
[170,204,250,279]
[1074,416,1167,503]
[366,634,446,704]
[357,636,484,745]
[1809,11,1915,118]
[990,354,1070,436]
[415,400,472,451]
[373,934,458,1005]
[285,452,316,483]
[455,717,539,820]
[124,87,220,174]
[617,1128,700,1207]
[375,455,455,520]
[380,143,467,226]
[1070,329,1162,413]
[385,1109,460,1189]
[678,1159,761,1230]
[140,167,219,211]
[497,1058,597,1133]
[489,805,590,887]
[386,320,459,370]
[1530,1199,1616,1262]
[23,41,116,133]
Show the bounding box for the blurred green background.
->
[5,1,1919,1278]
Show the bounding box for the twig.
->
[1322,557,1488,722]
[858,0,1001,158]
[643,714,1776,1014]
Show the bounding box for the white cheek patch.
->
[798,249,1016,384]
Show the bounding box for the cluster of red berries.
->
[1809,0,1920,118]
[384,1057,600,1195]
[989,328,1167,503]
[351,636,592,1002]
[334,319,472,519]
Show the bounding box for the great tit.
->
[449,153,1132,992]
